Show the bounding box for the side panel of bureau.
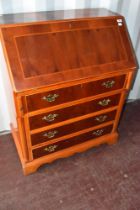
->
[0,41,29,162]
[0,41,17,129]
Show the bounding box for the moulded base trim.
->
[11,124,118,175]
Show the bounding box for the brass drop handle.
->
[98,99,111,107]
[102,80,115,88]
[44,145,58,152]
[42,113,59,122]
[95,115,108,123]
[42,93,59,102]
[43,130,58,139]
[92,129,104,136]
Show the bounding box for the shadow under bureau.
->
[0,9,137,175]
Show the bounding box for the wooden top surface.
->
[0,9,118,25]
[0,9,137,92]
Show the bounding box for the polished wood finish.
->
[11,124,118,175]
[0,9,120,25]
[31,111,116,146]
[0,11,136,92]
[29,94,120,130]
[26,75,125,112]
[0,9,137,175]
[32,124,113,159]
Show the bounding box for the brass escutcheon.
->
[42,113,59,122]
[102,80,115,88]
[95,115,108,123]
[98,99,111,107]
[43,130,58,139]
[44,145,58,152]
[42,93,59,102]
[92,129,104,136]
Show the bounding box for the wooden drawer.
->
[29,93,120,130]
[31,110,116,146]
[32,124,113,159]
[26,75,125,112]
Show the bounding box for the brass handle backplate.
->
[42,113,59,122]
[102,80,115,88]
[42,93,59,102]
[98,99,111,107]
[95,115,108,123]
[43,130,58,139]
[44,145,58,152]
[92,129,104,136]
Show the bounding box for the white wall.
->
[0,0,140,131]
[109,0,140,99]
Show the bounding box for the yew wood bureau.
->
[0,9,137,175]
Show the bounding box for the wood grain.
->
[0,9,137,175]
[32,124,113,159]
[26,75,125,112]
[0,9,120,25]
[29,93,120,131]
[0,12,136,92]
[31,110,116,146]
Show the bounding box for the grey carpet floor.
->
[0,100,140,210]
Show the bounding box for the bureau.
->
[0,9,137,175]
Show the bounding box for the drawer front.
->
[29,93,120,130]
[32,124,113,159]
[31,110,116,146]
[26,75,125,112]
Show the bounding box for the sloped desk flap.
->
[0,17,137,92]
